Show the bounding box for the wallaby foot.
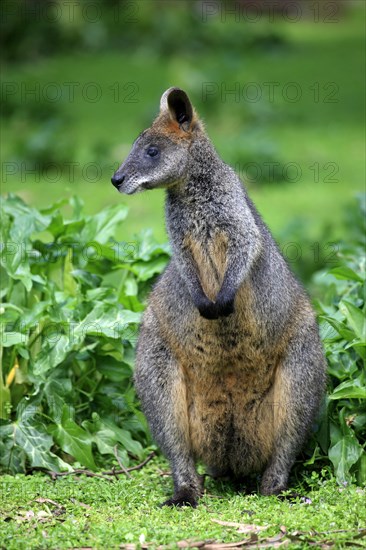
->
[161,486,200,508]
[260,467,289,496]
[162,473,205,507]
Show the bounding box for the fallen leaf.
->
[36,510,52,518]
[176,540,216,548]
[70,497,91,509]
[211,520,269,534]
[158,471,172,478]
[252,541,289,549]
[34,497,61,508]
[205,537,257,549]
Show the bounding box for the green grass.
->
[1,458,365,549]
[1,7,365,243]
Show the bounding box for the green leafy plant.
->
[0,194,365,486]
[0,194,170,473]
[307,196,366,485]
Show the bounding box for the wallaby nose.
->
[111,173,125,189]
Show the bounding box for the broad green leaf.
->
[48,216,85,239]
[14,421,66,471]
[329,430,363,483]
[0,240,33,291]
[40,198,69,215]
[97,356,132,381]
[130,257,169,282]
[102,419,143,458]
[44,378,73,422]
[349,342,366,360]
[32,334,70,376]
[19,301,50,331]
[135,229,171,260]
[0,407,71,472]
[0,332,27,347]
[124,276,138,297]
[0,423,26,472]
[80,205,129,245]
[327,346,358,378]
[329,379,366,400]
[328,265,364,282]
[320,316,356,341]
[71,269,101,289]
[319,318,339,341]
[49,406,96,470]
[74,304,140,340]
[339,300,365,341]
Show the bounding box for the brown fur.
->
[151,111,199,142]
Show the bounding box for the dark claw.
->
[160,488,199,508]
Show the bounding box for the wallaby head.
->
[111,87,203,195]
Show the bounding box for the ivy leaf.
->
[0,423,26,472]
[0,412,70,473]
[32,334,70,376]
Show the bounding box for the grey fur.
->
[112,88,327,507]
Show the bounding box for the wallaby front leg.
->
[134,320,202,507]
[214,228,262,317]
[173,248,219,319]
[179,223,262,319]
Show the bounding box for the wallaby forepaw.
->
[216,299,235,317]
[199,307,219,320]
[198,299,234,320]
[161,489,199,508]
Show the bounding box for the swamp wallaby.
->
[111,87,327,507]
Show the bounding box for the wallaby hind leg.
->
[134,320,202,507]
[260,325,326,496]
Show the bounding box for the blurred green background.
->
[1,0,365,281]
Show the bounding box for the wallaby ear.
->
[160,87,194,131]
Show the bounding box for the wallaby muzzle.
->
[111,172,125,189]
[111,162,141,195]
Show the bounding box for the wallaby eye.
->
[146,146,159,158]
